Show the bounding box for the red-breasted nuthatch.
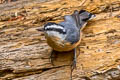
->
[37,10,95,79]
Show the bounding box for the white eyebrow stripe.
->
[45,25,64,30]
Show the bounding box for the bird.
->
[37,9,95,79]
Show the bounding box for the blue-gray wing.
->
[65,27,80,44]
[59,22,80,44]
[64,15,76,26]
[62,11,83,30]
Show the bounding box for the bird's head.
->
[79,10,96,21]
[36,22,66,39]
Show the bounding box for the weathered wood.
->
[0,0,120,80]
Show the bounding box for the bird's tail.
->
[71,10,95,30]
[71,10,81,29]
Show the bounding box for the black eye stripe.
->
[82,14,92,21]
[44,22,64,30]
[79,10,86,14]
[46,28,66,34]
[44,22,66,34]
[82,18,90,21]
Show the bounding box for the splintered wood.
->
[0,0,120,80]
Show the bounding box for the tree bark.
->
[0,0,120,80]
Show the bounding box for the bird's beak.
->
[36,28,44,32]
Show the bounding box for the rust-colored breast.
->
[46,32,82,52]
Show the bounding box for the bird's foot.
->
[70,48,77,80]
[71,57,77,71]
[50,50,55,66]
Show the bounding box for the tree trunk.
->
[0,0,120,80]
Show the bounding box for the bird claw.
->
[71,57,77,70]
